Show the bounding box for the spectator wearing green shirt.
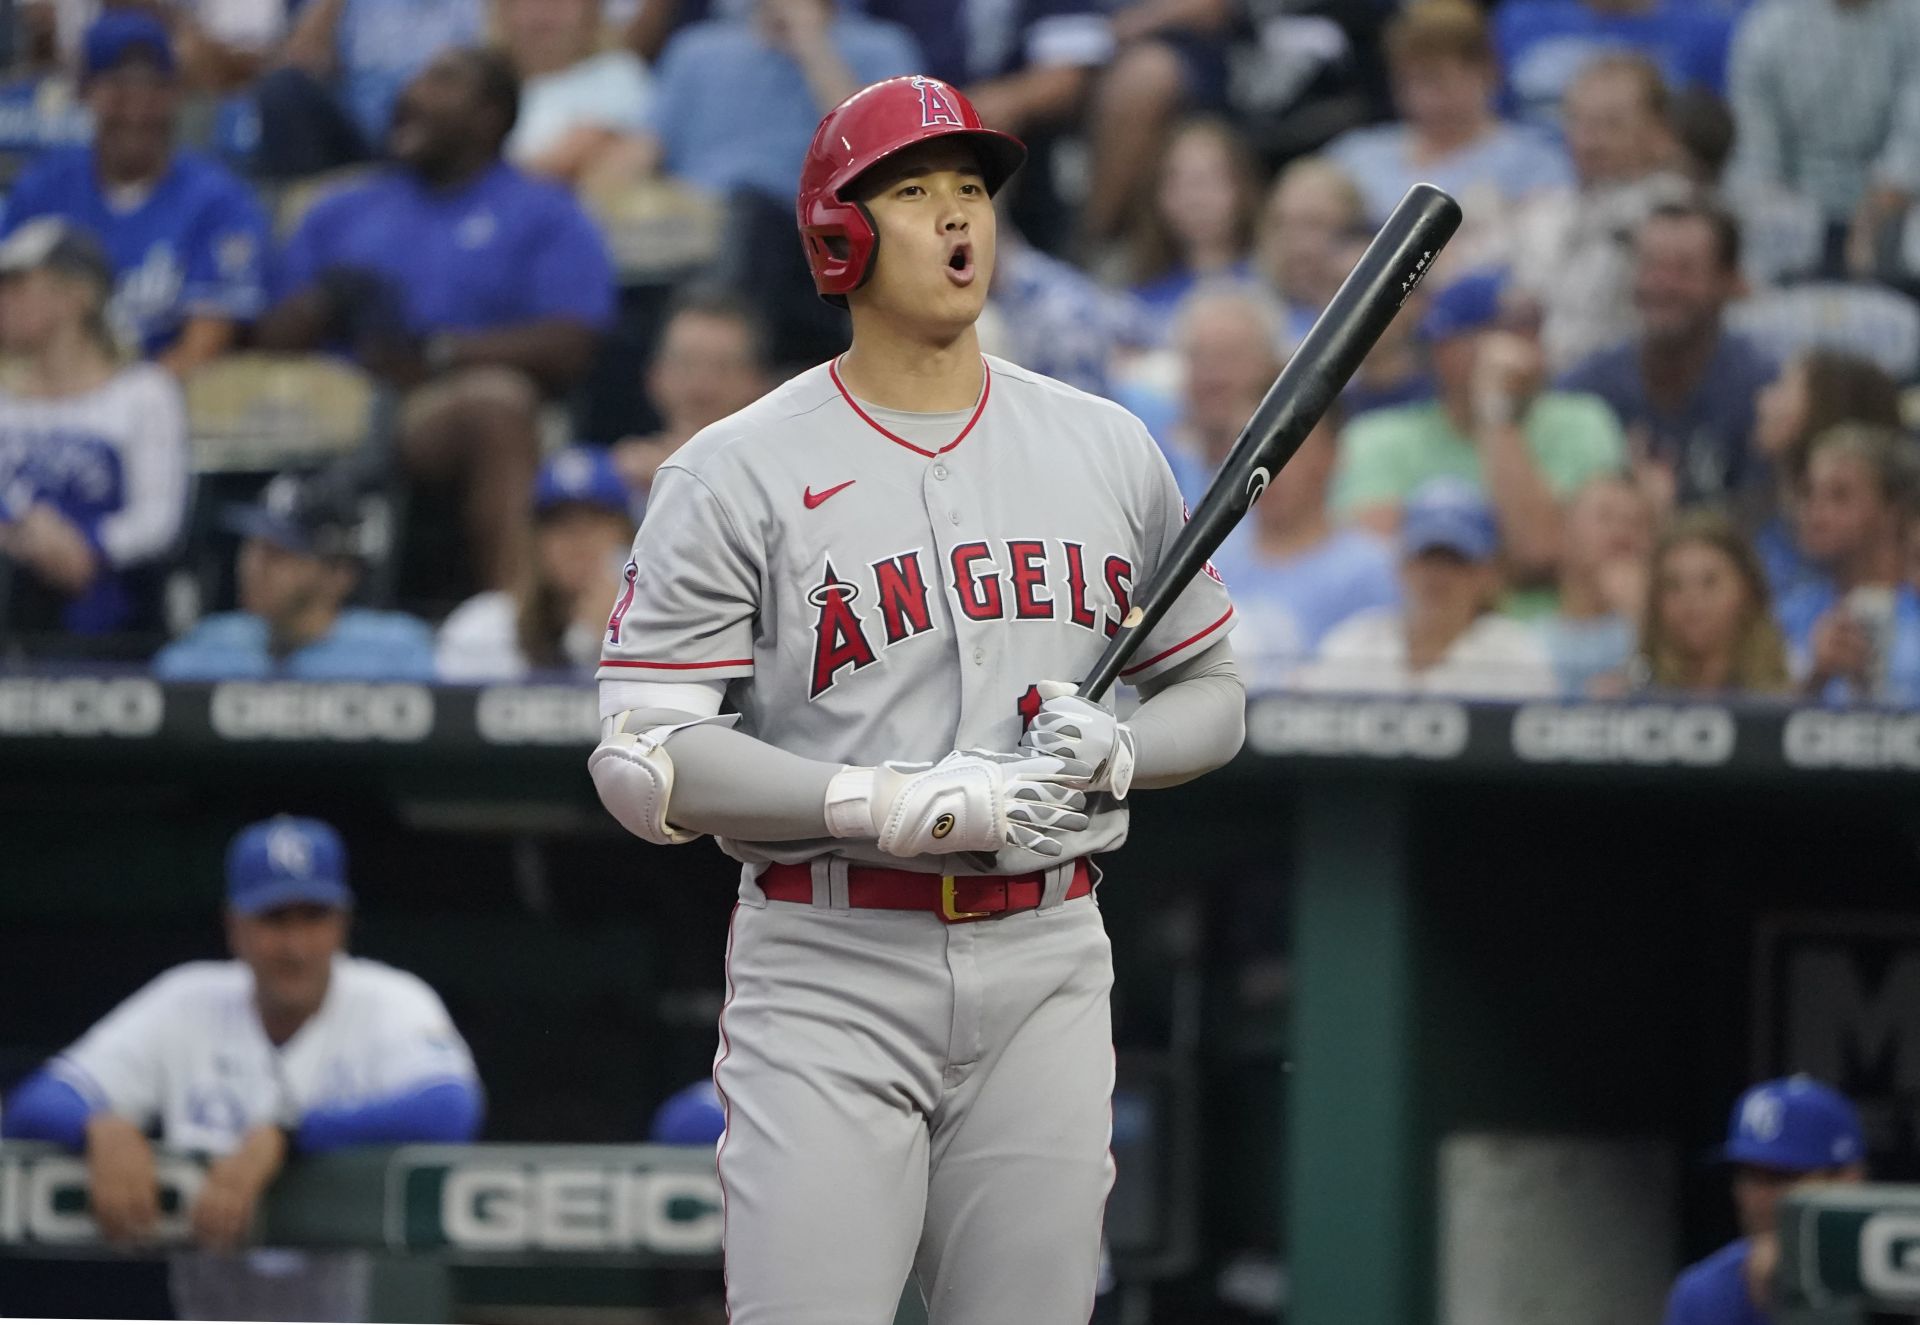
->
[1333,268,1625,583]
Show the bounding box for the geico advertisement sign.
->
[0,677,164,737]
[0,1152,203,1244]
[433,1163,722,1253]
[1510,704,1736,766]
[210,683,434,742]
[1245,698,1468,759]
[1861,1211,1920,1300]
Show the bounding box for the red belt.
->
[759,858,1092,923]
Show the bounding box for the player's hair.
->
[1638,511,1792,694]
[1781,351,1904,484]
[1385,0,1495,70]
[1643,198,1741,273]
[1803,422,1920,513]
[1569,51,1669,121]
[663,284,773,374]
[1125,116,1264,288]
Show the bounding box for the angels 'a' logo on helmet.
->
[912,76,965,128]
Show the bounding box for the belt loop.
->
[809,857,832,909]
[827,857,851,911]
[741,862,769,907]
[1037,860,1074,911]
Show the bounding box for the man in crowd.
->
[1559,199,1776,513]
[1508,54,1691,372]
[153,470,436,681]
[1665,1076,1866,1325]
[1335,268,1624,583]
[1493,0,1730,133]
[1,815,484,1321]
[1778,423,1920,704]
[1295,476,1557,698]
[612,288,774,505]
[1538,473,1652,694]
[1151,285,1285,506]
[255,46,615,605]
[2,12,270,377]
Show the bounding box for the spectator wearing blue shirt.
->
[154,470,437,682]
[1777,424,1920,706]
[645,0,921,364]
[256,47,615,601]
[3,13,270,377]
[985,222,1155,401]
[1493,0,1732,133]
[1209,403,1401,691]
[1326,0,1571,273]
[1664,1077,1866,1325]
[1560,199,1777,512]
[1119,116,1263,326]
[255,0,484,177]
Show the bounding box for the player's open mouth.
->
[945,243,975,287]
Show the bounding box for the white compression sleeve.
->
[1123,637,1247,790]
[610,708,846,842]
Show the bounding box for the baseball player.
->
[0,816,483,1322]
[1664,1076,1867,1324]
[589,75,1246,1324]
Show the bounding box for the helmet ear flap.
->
[799,195,880,303]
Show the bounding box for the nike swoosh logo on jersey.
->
[803,480,856,509]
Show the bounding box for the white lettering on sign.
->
[1860,1212,1920,1299]
[438,1164,723,1253]
[1510,705,1735,766]
[0,678,163,737]
[1787,949,1920,1099]
[474,687,599,746]
[1782,712,1920,769]
[0,1152,203,1244]
[209,684,434,742]
[1244,698,1468,760]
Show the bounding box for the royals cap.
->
[226,816,354,915]
[1719,1075,1865,1172]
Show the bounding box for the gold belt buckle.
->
[939,874,989,923]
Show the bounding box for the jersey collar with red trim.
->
[828,356,992,459]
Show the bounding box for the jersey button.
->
[972,647,986,665]
[932,463,949,481]
[949,510,961,525]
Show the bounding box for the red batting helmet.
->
[797,75,1027,306]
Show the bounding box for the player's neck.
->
[837,326,984,413]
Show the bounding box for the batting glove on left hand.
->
[1019,680,1136,800]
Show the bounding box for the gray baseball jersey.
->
[598,353,1236,873]
[598,353,1234,1325]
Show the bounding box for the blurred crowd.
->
[2,0,1919,704]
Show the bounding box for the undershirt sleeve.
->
[1124,637,1247,789]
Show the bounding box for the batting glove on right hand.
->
[1019,681,1136,799]
[825,749,1092,858]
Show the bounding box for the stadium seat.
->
[184,353,379,473]
[583,177,725,285]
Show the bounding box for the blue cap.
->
[1720,1076,1865,1172]
[535,446,631,517]
[1401,476,1499,561]
[1421,268,1508,341]
[223,471,362,559]
[649,1080,725,1145]
[83,11,175,79]
[226,816,354,916]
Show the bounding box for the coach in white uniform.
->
[1,815,484,1322]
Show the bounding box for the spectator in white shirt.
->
[1293,476,1557,698]
[501,0,654,193]
[436,445,637,682]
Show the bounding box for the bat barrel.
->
[1077,183,1462,701]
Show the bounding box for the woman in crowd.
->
[1749,349,1902,597]
[0,218,187,643]
[500,0,654,196]
[1636,511,1792,695]
[1123,116,1263,323]
[436,445,635,681]
[1255,156,1366,350]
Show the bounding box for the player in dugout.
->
[0,815,483,1322]
[1665,1075,1867,1325]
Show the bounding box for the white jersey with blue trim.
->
[597,353,1236,870]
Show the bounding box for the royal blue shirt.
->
[3,147,270,357]
[274,163,615,336]
[648,18,923,202]
[865,0,1113,85]
[1496,0,1734,131]
[1663,1238,1770,1325]
[1775,579,1920,706]
[1557,330,1777,508]
[1132,259,1257,326]
[153,609,438,682]
[1208,524,1402,690]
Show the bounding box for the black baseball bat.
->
[1077,182,1462,701]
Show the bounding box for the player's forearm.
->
[1125,647,1246,789]
[623,707,844,840]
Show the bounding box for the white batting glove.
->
[824,749,1092,858]
[1019,681,1137,800]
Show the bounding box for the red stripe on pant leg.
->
[714,903,741,1323]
